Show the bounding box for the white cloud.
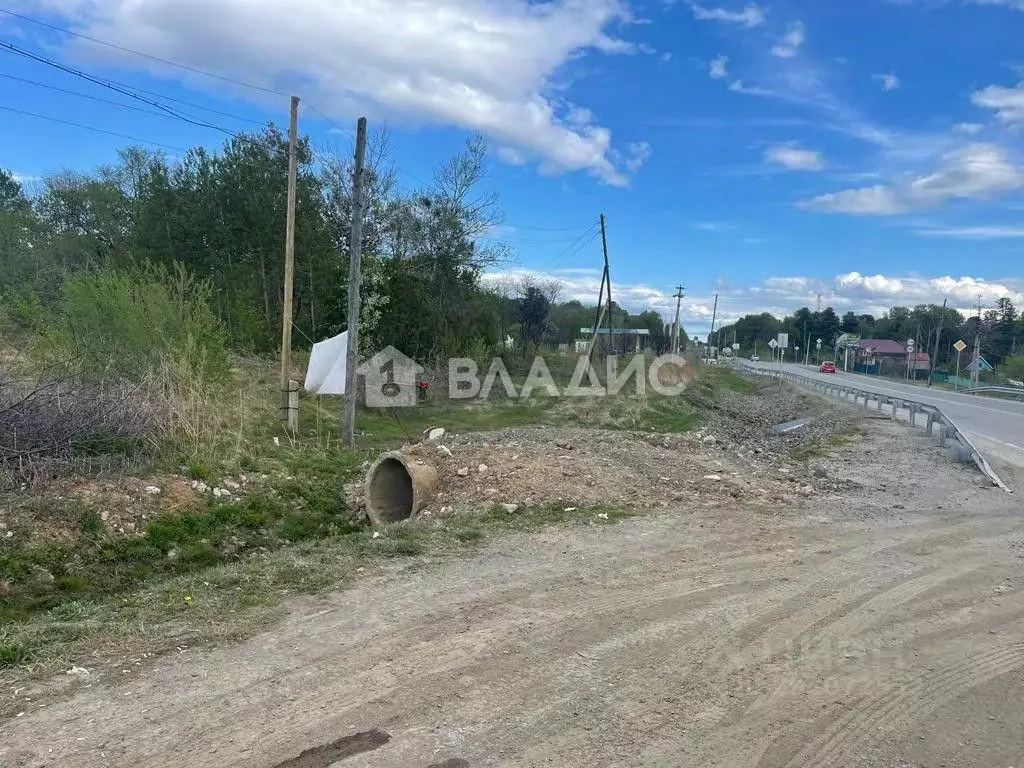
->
[803,186,906,215]
[496,147,528,166]
[909,143,1023,199]
[972,82,1024,123]
[873,72,901,91]
[965,0,1024,8]
[887,0,1024,10]
[35,0,644,186]
[484,267,1024,336]
[765,143,825,171]
[771,21,806,59]
[687,2,766,27]
[804,143,1024,215]
[709,55,729,79]
[915,224,1024,239]
[953,122,984,135]
[622,141,653,172]
[835,272,905,295]
[728,79,775,97]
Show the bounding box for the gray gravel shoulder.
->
[3,411,1022,768]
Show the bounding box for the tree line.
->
[717,301,1024,377]
[0,126,674,368]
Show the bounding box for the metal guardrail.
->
[962,386,1024,400]
[737,362,1012,494]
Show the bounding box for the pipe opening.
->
[367,456,415,524]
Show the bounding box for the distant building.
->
[857,338,906,364]
[579,327,651,354]
[857,339,930,379]
[909,352,931,372]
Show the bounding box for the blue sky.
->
[2,0,1024,336]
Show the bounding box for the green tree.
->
[1003,353,1024,381]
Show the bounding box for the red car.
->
[819,361,837,373]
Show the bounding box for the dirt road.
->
[3,419,1023,768]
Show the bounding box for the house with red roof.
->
[858,338,906,363]
[857,339,930,378]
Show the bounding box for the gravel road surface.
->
[2,419,1022,768]
[749,360,1024,487]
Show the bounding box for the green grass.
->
[0,354,748,688]
[789,423,863,461]
[0,502,631,686]
[477,503,636,531]
[0,445,368,627]
[353,399,559,444]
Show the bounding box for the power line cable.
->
[480,232,602,246]
[1,40,240,136]
[2,6,338,152]
[3,6,577,227]
[2,103,292,180]
[90,80,268,126]
[0,7,287,97]
[0,103,187,151]
[0,7,444,192]
[1,41,291,168]
[500,223,600,233]
[533,224,602,278]
[304,101,354,140]
[0,70,184,120]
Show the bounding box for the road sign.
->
[768,339,778,349]
[777,333,789,349]
[953,339,968,353]
[906,338,915,349]
[967,356,993,373]
[732,343,740,351]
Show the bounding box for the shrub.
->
[38,261,228,384]
[1003,354,1024,382]
[0,262,233,482]
[0,369,167,485]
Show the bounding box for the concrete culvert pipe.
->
[365,452,439,526]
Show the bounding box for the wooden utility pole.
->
[927,298,947,386]
[971,295,983,386]
[342,117,368,449]
[599,215,614,355]
[672,284,685,354]
[279,95,300,430]
[707,293,719,360]
[587,268,607,363]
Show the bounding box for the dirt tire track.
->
[2,420,1023,768]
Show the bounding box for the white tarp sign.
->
[303,331,348,395]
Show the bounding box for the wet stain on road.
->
[271,729,391,767]
[426,760,469,768]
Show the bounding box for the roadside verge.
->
[737,362,1013,494]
